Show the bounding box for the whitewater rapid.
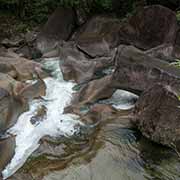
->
[2,59,138,179]
[2,59,83,179]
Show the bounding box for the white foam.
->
[2,59,82,179]
[100,90,138,110]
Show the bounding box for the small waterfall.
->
[2,59,83,179]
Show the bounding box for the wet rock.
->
[73,75,115,105]
[73,16,122,57]
[119,5,178,50]
[77,36,110,58]
[81,104,117,125]
[15,45,42,60]
[35,136,67,157]
[59,41,86,60]
[0,87,25,132]
[1,36,24,48]
[173,29,180,59]
[61,56,96,83]
[36,7,76,53]
[145,44,175,62]
[81,104,133,128]
[0,137,15,176]
[61,55,113,84]
[30,105,47,125]
[58,41,114,83]
[75,7,88,26]
[100,89,138,110]
[132,83,180,150]
[0,73,24,95]
[0,72,46,131]
[0,56,45,81]
[16,75,46,101]
[112,45,180,95]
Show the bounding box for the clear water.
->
[2,59,83,179]
[100,89,138,110]
[2,58,179,180]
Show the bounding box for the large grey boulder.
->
[36,7,76,53]
[112,45,180,95]
[119,5,178,50]
[132,83,180,150]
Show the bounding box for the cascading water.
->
[2,59,83,179]
[1,58,141,179]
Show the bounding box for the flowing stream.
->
[2,58,180,180]
[2,59,83,179]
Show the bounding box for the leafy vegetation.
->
[0,0,179,36]
[171,59,180,68]
[0,0,179,23]
[177,11,180,22]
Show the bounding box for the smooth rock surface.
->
[112,45,180,95]
[132,83,180,150]
[36,7,76,53]
[119,5,178,50]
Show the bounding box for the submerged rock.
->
[49,41,114,84]
[132,83,180,150]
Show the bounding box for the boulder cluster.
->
[1,4,180,155]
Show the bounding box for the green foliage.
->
[0,0,179,28]
[177,11,180,22]
[0,0,113,24]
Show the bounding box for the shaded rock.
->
[59,41,87,61]
[30,105,47,125]
[35,136,67,157]
[0,87,26,132]
[61,55,113,83]
[0,73,24,95]
[8,173,33,180]
[0,56,45,81]
[73,75,115,105]
[81,104,117,125]
[59,41,114,83]
[36,7,76,53]
[77,36,110,58]
[112,45,180,95]
[73,16,122,57]
[173,29,180,58]
[132,83,180,150]
[75,7,89,26]
[81,104,132,128]
[1,36,24,48]
[0,137,15,175]
[145,43,175,62]
[25,31,37,44]
[15,45,42,59]
[16,76,46,101]
[119,5,178,50]
[0,72,45,132]
[61,56,96,83]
